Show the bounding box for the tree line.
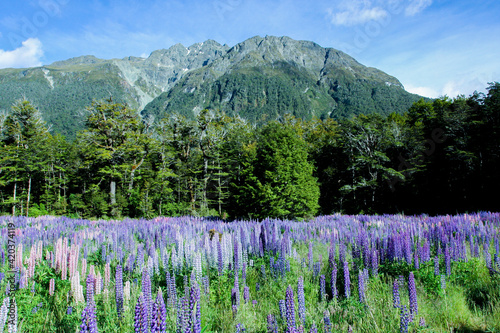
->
[1,83,499,219]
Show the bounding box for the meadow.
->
[0,213,499,332]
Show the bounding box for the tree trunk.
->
[26,176,31,217]
[129,157,145,193]
[203,157,208,210]
[110,180,117,216]
[12,182,17,216]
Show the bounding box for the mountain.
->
[0,40,229,139]
[142,36,421,123]
[0,35,422,139]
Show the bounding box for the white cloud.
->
[442,76,491,98]
[404,72,494,99]
[405,84,439,98]
[327,0,388,26]
[0,38,44,69]
[405,0,432,16]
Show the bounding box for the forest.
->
[0,82,499,219]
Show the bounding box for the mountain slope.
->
[0,35,422,139]
[141,36,421,123]
[0,40,228,139]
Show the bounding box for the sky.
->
[0,0,499,98]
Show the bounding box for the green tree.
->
[77,99,150,217]
[0,100,50,216]
[338,114,406,213]
[232,120,320,219]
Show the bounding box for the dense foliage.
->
[1,213,499,332]
[0,83,499,219]
[0,65,133,140]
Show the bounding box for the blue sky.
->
[0,0,499,98]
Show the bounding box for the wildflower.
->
[393,279,400,308]
[408,272,418,320]
[343,261,351,298]
[297,277,306,325]
[286,285,296,332]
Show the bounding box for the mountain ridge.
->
[0,35,422,139]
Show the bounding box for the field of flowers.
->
[1,213,500,332]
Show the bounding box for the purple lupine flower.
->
[234,239,240,274]
[279,300,286,320]
[270,258,275,278]
[403,234,412,265]
[80,306,89,333]
[400,305,410,333]
[252,300,257,307]
[232,305,238,319]
[309,323,318,333]
[414,251,419,270]
[242,262,247,282]
[189,282,201,333]
[142,268,152,327]
[358,270,366,303]
[445,246,451,276]
[474,241,480,258]
[371,249,378,276]
[80,303,98,333]
[86,274,95,308]
[484,243,492,269]
[115,265,124,318]
[267,314,278,333]
[313,262,321,278]
[256,282,260,292]
[182,296,190,333]
[319,275,326,302]
[343,261,350,298]
[235,323,245,333]
[297,277,306,326]
[176,297,184,333]
[323,311,332,333]
[285,285,296,332]
[217,242,224,275]
[202,276,210,296]
[434,256,440,276]
[393,279,400,308]
[231,287,240,309]
[339,243,346,264]
[134,294,148,333]
[331,262,337,300]
[165,271,171,300]
[408,272,418,320]
[232,272,240,307]
[67,307,73,315]
[328,245,335,270]
[151,289,167,333]
[243,286,250,304]
[419,317,426,327]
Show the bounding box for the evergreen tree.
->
[232,120,320,219]
[77,99,150,217]
[0,100,50,216]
